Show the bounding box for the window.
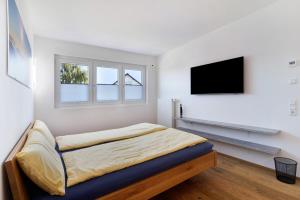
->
[55,55,146,107]
[60,63,90,103]
[124,67,145,101]
[96,64,120,102]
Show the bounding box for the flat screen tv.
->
[191,57,244,94]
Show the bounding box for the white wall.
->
[34,37,157,136]
[158,0,300,175]
[0,0,34,199]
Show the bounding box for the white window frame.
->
[55,55,146,108]
[123,64,146,104]
[55,55,93,107]
[93,61,122,104]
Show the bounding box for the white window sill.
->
[54,102,148,110]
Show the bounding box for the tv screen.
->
[191,57,244,94]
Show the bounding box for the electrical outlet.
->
[289,100,297,116]
[290,108,297,116]
[289,78,298,85]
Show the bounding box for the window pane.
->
[124,69,143,100]
[60,63,89,102]
[96,67,119,101]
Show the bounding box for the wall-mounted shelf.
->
[177,127,281,155]
[176,117,280,135]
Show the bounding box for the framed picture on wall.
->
[7,0,32,88]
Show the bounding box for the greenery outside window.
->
[60,63,89,103]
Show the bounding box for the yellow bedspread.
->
[56,123,167,151]
[62,128,207,187]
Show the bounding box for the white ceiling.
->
[25,0,276,55]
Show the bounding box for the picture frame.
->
[7,0,32,88]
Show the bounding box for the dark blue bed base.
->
[25,142,213,200]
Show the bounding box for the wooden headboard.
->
[4,123,33,200]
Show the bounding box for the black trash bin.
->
[274,157,297,184]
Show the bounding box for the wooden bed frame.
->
[5,123,217,200]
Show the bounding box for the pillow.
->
[16,130,65,196]
[32,120,56,147]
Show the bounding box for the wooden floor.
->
[153,154,300,200]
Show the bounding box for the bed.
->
[5,123,217,200]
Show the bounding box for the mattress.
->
[25,142,213,200]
